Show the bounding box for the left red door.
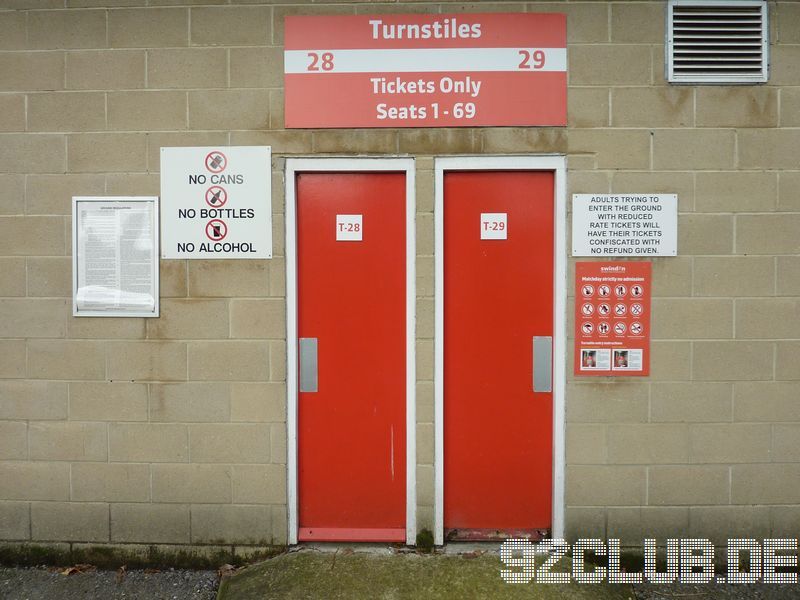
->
[296,172,406,542]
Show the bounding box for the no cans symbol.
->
[205,151,227,173]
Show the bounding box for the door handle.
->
[299,337,318,392]
[533,336,552,393]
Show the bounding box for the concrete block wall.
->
[0,0,797,549]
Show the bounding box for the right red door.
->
[443,170,554,540]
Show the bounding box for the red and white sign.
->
[284,13,567,128]
[575,262,651,377]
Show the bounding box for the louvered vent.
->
[667,0,769,84]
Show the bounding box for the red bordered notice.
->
[284,13,567,128]
[575,261,651,377]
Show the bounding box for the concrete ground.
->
[217,547,800,600]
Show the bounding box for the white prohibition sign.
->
[630,303,643,316]
[205,150,227,173]
[615,284,627,297]
[598,285,610,297]
[581,322,593,335]
[614,303,627,316]
[631,322,643,335]
[598,322,610,335]
[631,285,644,297]
[205,219,227,241]
[614,322,627,335]
[581,303,594,316]
[581,284,594,298]
[598,303,610,316]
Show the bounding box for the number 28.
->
[307,52,334,71]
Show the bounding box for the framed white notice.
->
[72,197,160,318]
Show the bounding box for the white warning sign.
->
[160,146,272,259]
[572,194,677,257]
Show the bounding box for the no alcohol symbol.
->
[205,186,228,207]
[205,151,227,173]
[205,219,228,241]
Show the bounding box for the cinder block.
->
[417,464,434,507]
[570,45,651,85]
[650,382,732,423]
[66,50,146,90]
[0,12,27,50]
[270,89,284,129]
[567,88,608,128]
[567,382,649,423]
[146,48,227,89]
[612,87,692,127]
[0,462,69,501]
[67,316,145,340]
[607,507,689,545]
[648,466,729,506]
[566,465,646,506]
[0,421,27,460]
[416,256,434,298]
[777,1,800,43]
[0,339,26,378]
[151,464,232,503]
[736,299,800,339]
[111,503,189,544]
[191,504,271,544]
[231,130,312,155]
[188,90,270,130]
[109,423,188,462]
[0,299,66,337]
[416,422,433,465]
[0,381,67,420]
[67,133,147,173]
[529,2,608,43]
[107,341,187,381]
[651,257,692,297]
[27,340,105,380]
[146,131,228,173]
[737,214,800,255]
[230,382,285,423]
[611,2,664,42]
[270,423,285,464]
[271,505,287,545]
[566,424,606,465]
[106,173,159,197]
[777,257,800,296]
[71,463,150,502]
[159,260,188,298]
[230,299,285,339]
[0,175,24,214]
[781,89,800,127]
[481,128,565,154]
[69,382,148,422]
[611,171,694,212]
[735,382,800,421]
[732,464,800,504]
[231,464,285,504]
[648,342,693,381]
[268,258,285,298]
[568,129,650,170]
[0,135,65,174]
[401,128,480,154]
[27,257,71,297]
[689,424,771,464]
[565,507,605,542]
[188,260,269,297]
[191,6,269,46]
[416,298,433,340]
[771,424,800,462]
[109,8,188,48]
[693,257,774,297]
[269,340,285,382]
[189,423,270,463]
[0,502,30,540]
[27,92,105,133]
[693,341,773,382]
[689,506,770,543]
[313,130,399,154]
[147,299,229,340]
[0,217,65,256]
[739,130,800,169]
[29,422,107,461]
[0,258,25,296]
[230,47,283,88]
[678,214,733,255]
[26,174,105,215]
[607,424,689,465]
[651,299,732,340]
[0,52,64,92]
[271,5,353,46]
[696,88,778,128]
[28,9,106,49]
[653,130,736,170]
[0,94,25,132]
[416,213,433,256]
[31,502,109,542]
[416,381,433,424]
[188,341,269,381]
[150,382,230,423]
[772,506,800,538]
[776,342,800,380]
[416,339,433,381]
[108,91,187,131]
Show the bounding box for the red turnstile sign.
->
[574,262,651,377]
[284,13,567,128]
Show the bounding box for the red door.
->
[296,172,406,542]
[443,171,554,540]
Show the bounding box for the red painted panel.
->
[444,171,554,533]
[297,173,406,541]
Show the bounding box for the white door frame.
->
[433,155,567,546]
[285,158,416,545]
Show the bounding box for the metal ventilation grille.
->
[667,0,769,84]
